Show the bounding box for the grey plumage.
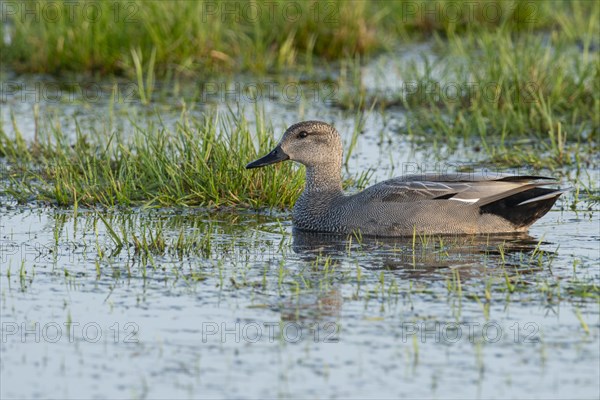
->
[247,121,566,237]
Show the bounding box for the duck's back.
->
[293,174,565,236]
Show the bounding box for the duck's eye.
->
[298,131,308,139]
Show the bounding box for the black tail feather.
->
[479,187,563,228]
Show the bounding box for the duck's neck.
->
[303,163,343,195]
[293,162,344,231]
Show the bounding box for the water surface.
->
[1,44,599,399]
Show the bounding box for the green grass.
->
[1,1,598,206]
[1,0,381,76]
[397,28,599,150]
[0,107,305,208]
[329,4,599,168]
[1,0,596,77]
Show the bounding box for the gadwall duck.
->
[247,121,566,236]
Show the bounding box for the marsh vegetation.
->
[0,1,598,398]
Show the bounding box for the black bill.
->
[246,146,289,169]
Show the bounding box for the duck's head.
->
[246,121,342,169]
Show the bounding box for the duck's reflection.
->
[274,229,552,326]
[292,228,545,269]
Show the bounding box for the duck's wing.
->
[398,172,556,184]
[361,180,471,203]
[363,174,561,206]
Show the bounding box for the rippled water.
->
[1,201,598,399]
[1,46,599,399]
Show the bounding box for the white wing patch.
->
[449,198,479,204]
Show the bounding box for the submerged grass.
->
[26,208,600,309]
[0,107,305,208]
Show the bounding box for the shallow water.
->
[1,201,598,399]
[1,44,599,399]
